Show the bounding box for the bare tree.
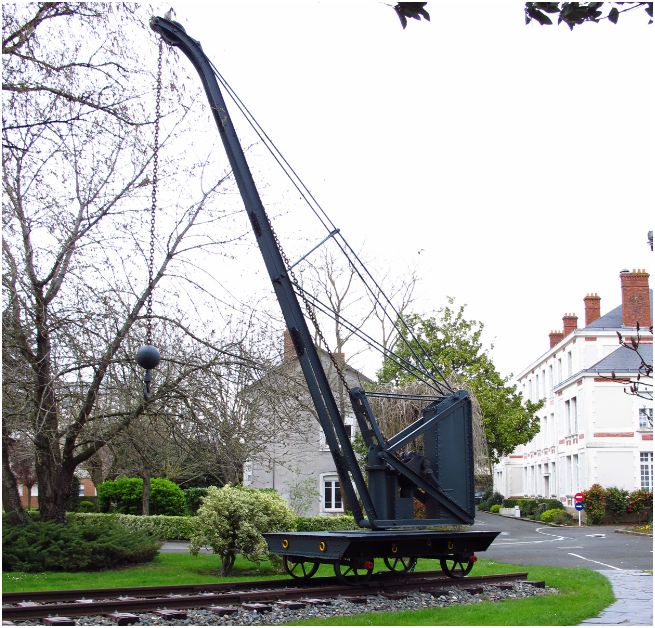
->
[2,3,246,522]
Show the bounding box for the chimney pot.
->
[583,293,601,326]
[620,269,651,328]
[562,313,578,337]
[549,330,564,348]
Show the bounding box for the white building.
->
[494,270,652,509]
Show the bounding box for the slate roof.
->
[583,289,653,330]
[590,344,653,374]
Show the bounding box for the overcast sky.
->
[156,1,653,380]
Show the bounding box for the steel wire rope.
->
[211,66,451,392]
[297,288,446,394]
[211,65,451,392]
[210,63,453,393]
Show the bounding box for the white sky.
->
[158,1,653,380]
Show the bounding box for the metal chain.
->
[269,222,350,393]
[146,40,163,346]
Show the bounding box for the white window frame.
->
[640,452,653,490]
[319,414,355,451]
[320,473,343,513]
[639,407,653,430]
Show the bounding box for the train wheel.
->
[333,558,374,584]
[283,556,320,579]
[440,556,474,578]
[383,556,417,573]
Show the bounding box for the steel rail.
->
[2,572,530,621]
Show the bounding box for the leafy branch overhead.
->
[525,2,653,29]
[394,2,430,29]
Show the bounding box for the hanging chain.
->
[146,40,163,346]
[269,222,350,393]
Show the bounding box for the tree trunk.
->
[2,425,28,525]
[142,468,151,516]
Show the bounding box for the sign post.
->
[574,492,585,527]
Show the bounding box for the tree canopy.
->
[378,299,542,465]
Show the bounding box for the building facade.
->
[494,270,653,509]
[244,331,370,516]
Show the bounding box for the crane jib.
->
[150,16,477,531]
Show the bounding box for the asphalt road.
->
[472,513,653,572]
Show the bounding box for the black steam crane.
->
[150,16,498,582]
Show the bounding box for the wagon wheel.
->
[383,556,417,573]
[333,558,374,584]
[283,556,320,579]
[440,556,474,578]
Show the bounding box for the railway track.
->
[3,571,544,624]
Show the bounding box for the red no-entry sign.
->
[575,492,585,502]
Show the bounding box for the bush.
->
[627,488,653,521]
[605,487,629,517]
[502,498,520,508]
[67,512,196,540]
[183,487,210,515]
[2,519,160,572]
[540,508,573,525]
[490,504,501,513]
[517,498,538,517]
[77,500,97,513]
[189,484,296,575]
[585,484,606,524]
[295,515,358,531]
[97,477,187,516]
[538,499,564,511]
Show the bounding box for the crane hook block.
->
[136,344,161,370]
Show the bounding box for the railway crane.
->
[150,15,499,583]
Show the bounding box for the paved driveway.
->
[472,513,653,571]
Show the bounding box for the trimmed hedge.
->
[67,512,359,539]
[295,515,358,531]
[67,513,196,541]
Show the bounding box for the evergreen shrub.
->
[97,477,186,515]
[183,487,209,515]
[77,500,97,513]
[605,487,629,517]
[490,504,501,513]
[540,508,573,525]
[2,519,160,572]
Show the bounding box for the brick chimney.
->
[620,269,652,328]
[549,330,564,348]
[562,313,578,337]
[583,293,601,326]
[283,328,297,362]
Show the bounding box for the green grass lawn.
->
[2,555,615,625]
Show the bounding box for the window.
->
[567,351,573,377]
[320,415,355,451]
[79,484,86,497]
[557,358,562,383]
[565,397,577,435]
[541,370,546,397]
[640,452,653,490]
[323,476,342,511]
[548,365,553,392]
[639,408,653,430]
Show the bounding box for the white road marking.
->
[492,527,574,546]
[556,546,584,549]
[568,553,623,571]
[585,534,606,538]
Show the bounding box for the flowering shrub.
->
[189,484,296,575]
[584,484,606,524]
